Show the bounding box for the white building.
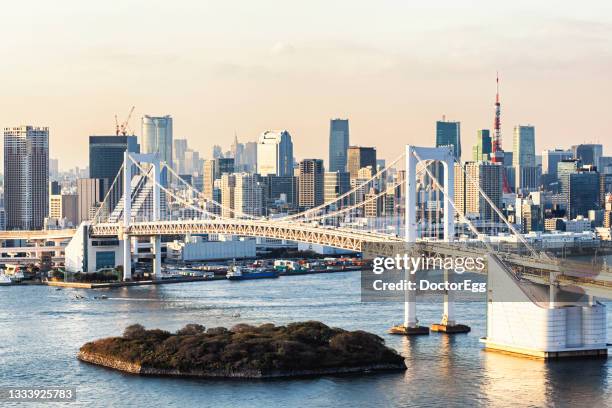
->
[256,130,294,177]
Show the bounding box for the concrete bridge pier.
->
[389,268,429,335]
[431,269,471,334]
[122,234,132,281]
[151,235,162,279]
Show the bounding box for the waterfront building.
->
[4,125,49,230]
[328,119,350,172]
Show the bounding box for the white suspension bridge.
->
[7,145,612,358]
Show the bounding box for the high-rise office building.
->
[328,119,350,172]
[298,159,324,209]
[49,158,59,180]
[214,157,235,176]
[347,146,377,179]
[89,135,139,212]
[572,144,603,169]
[202,160,216,201]
[234,173,264,217]
[173,139,188,174]
[324,171,351,204]
[454,161,503,222]
[558,161,600,219]
[141,115,173,168]
[257,130,294,176]
[4,126,49,230]
[514,165,541,193]
[89,135,140,181]
[513,125,536,167]
[242,142,258,173]
[220,173,236,218]
[542,149,572,177]
[472,129,491,161]
[436,119,461,159]
[50,181,61,196]
[263,175,298,210]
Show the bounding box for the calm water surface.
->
[0,271,610,407]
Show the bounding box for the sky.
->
[1,0,612,170]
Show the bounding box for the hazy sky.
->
[2,1,612,169]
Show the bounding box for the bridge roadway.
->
[0,230,76,241]
[90,219,404,252]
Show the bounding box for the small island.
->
[78,321,406,378]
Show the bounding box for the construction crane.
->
[115,106,135,136]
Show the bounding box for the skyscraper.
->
[242,142,258,173]
[454,161,502,222]
[558,160,600,218]
[4,126,49,230]
[571,144,603,169]
[234,173,264,217]
[324,171,351,205]
[347,146,377,179]
[141,115,173,168]
[89,136,140,181]
[542,149,572,177]
[173,139,188,174]
[257,130,294,177]
[512,125,536,167]
[472,129,491,161]
[328,119,350,172]
[89,135,139,212]
[298,159,324,209]
[436,119,461,159]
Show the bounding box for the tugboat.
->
[226,264,279,281]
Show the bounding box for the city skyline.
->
[3,1,612,169]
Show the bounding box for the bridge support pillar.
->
[122,235,132,281]
[151,236,162,280]
[431,269,471,334]
[389,269,430,335]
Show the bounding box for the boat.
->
[226,265,279,281]
[0,273,13,286]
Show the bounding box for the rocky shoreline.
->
[78,350,405,378]
[78,321,406,379]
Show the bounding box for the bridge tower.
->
[121,152,162,281]
[391,145,469,335]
